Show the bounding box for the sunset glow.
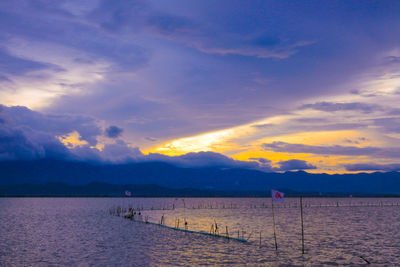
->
[1,1,400,173]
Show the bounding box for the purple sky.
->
[1,1,400,173]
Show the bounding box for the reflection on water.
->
[1,197,400,266]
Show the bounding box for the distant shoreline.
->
[1,182,400,198]
[2,196,400,198]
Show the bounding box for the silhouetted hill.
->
[0,182,269,197]
[1,182,398,197]
[1,159,400,194]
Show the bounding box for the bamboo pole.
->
[300,196,305,254]
[214,220,219,235]
[246,230,253,242]
[271,198,278,251]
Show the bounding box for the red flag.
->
[271,189,284,202]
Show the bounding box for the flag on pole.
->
[125,190,131,197]
[271,189,284,202]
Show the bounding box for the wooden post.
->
[271,198,278,251]
[246,231,253,242]
[300,197,305,254]
[214,220,219,235]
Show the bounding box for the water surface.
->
[1,198,399,266]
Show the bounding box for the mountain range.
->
[1,159,400,195]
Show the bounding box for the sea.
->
[1,197,399,266]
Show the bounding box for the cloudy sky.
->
[1,0,400,173]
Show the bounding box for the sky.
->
[1,0,400,173]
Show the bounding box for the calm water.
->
[1,198,399,266]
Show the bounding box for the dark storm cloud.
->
[105,126,123,138]
[344,163,400,172]
[0,109,77,161]
[0,105,102,160]
[276,159,316,171]
[0,115,70,160]
[300,102,382,114]
[245,157,316,171]
[0,105,279,170]
[2,105,102,146]
[248,157,317,172]
[249,157,271,164]
[69,144,270,169]
[69,140,144,163]
[145,151,262,169]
